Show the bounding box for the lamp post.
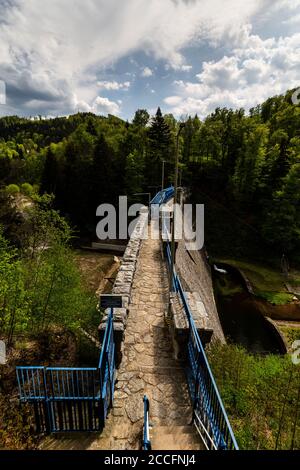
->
[170,123,185,290]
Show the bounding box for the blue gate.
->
[16,310,115,433]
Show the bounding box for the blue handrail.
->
[142,395,151,450]
[150,186,174,206]
[165,243,238,450]
[98,308,113,391]
[16,310,115,432]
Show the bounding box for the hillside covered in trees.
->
[1,89,300,265]
[0,89,300,450]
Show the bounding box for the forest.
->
[0,88,299,449]
[1,89,300,260]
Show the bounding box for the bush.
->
[207,342,300,450]
[5,184,20,195]
[20,183,34,196]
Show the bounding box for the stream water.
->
[213,269,283,355]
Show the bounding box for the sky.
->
[0,0,300,120]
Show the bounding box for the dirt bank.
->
[254,297,300,321]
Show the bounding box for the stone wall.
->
[98,212,148,366]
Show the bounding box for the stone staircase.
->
[150,425,204,450]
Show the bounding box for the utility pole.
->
[170,123,185,291]
[133,192,151,223]
[161,160,166,191]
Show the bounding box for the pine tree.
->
[146,107,172,188]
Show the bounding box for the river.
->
[213,268,283,354]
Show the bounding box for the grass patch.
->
[280,326,300,346]
[214,258,300,305]
[208,343,300,450]
[256,291,294,305]
[289,275,300,287]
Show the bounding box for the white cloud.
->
[165,63,193,71]
[97,80,131,90]
[0,0,271,115]
[164,26,300,117]
[1,1,300,116]
[92,96,120,115]
[181,65,193,72]
[141,67,153,77]
[283,12,300,24]
[76,96,120,115]
[164,95,182,106]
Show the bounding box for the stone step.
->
[151,425,195,435]
[150,425,204,450]
[39,434,98,450]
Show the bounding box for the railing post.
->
[43,367,51,433]
[142,395,151,450]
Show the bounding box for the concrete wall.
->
[175,240,225,344]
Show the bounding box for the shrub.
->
[20,183,34,196]
[5,184,20,195]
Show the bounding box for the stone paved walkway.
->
[89,223,195,449]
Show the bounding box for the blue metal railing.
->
[142,395,151,450]
[17,366,99,401]
[16,309,115,433]
[150,186,174,206]
[165,243,239,450]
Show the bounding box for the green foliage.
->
[215,258,300,304]
[146,107,173,188]
[262,163,300,252]
[280,327,300,346]
[20,183,34,196]
[256,291,294,305]
[132,109,150,127]
[186,91,300,262]
[208,343,300,449]
[125,150,145,195]
[0,204,97,340]
[5,184,20,194]
[0,89,299,256]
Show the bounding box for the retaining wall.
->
[98,212,148,366]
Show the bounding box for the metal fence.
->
[150,186,174,206]
[165,243,239,450]
[16,310,115,433]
